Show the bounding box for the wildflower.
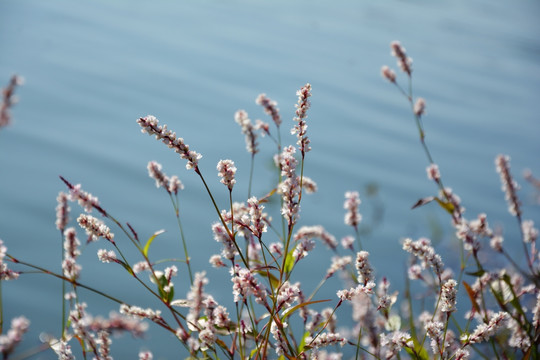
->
[507,317,531,350]
[168,175,183,195]
[209,254,226,268]
[271,321,288,356]
[63,228,80,259]
[147,161,169,191]
[341,236,355,251]
[217,159,237,191]
[440,279,458,313]
[137,115,202,170]
[0,316,30,356]
[96,330,112,360]
[306,332,347,349]
[133,261,150,273]
[186,271,208,326]
[468,213,493,237]
[301,176,318,193]
[256,93,281,126]
[522,219,538,243]
[381,65,396,83]
[230,265,267,304]
[532,292,540,329]
[326,256,352,278]
[234,110,258,154]
[255,119,270,136]
[344,191,362,229]
[68,183,101,213]
[495,154,521,217]
[293,238,316,262]
[55,191,70,232]
[408,264,423,280]
[390,41,412,75]
[49,339,75,360]
[413,98,426,117]
[62,257,81,280]
[426,163,440,181]
[97,249,117,263]
[77,214,114,243]
[0,240,19,280]
[119,304,163,323]
[380,330,412,359]
[424,321,444,355]
[461,311,508,344]
[294,225,338,250]
[292,83,312,155]
[0,75,23,128]
[269,242,283,256]
[212,223,237,260]
[490,235,504,252]
[276,281,300,310]
[337,282,376,301]
[356,251,373,285]
[139,351,153,360]
[453,349,470,360]
[247,197,267,237]
[402,237,444,279]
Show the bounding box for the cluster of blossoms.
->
[65,181,102,214]
[0,239,19,280]
[402,237,445,280]
[147,161,183,195]
[344,191,362,230]
[278,145,301,225]
[77,214,114,243]
[495,154,522,217]
[234,110,259,154]
[0,75,23,128]
[137,115,202,170]
[256,93,281,127]
[0,316,30,356]
[216,159,237,191]
[291,83,312,155]
[62,228,82,279]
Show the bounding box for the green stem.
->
[171,194,193,285]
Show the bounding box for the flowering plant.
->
[0,42,539,360]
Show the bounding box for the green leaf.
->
[143,229,165,257]
[281,299,330,320]
[433,197,455,214]
[297,331,310,353]
[256,269,280,289]
[284,252,295,274]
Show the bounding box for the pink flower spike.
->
[292,83,312,155]
[414,98,426,117]
[137,115,202,171]
[256,93,281,127]
[390,41,413,75]
[495,154,521,217]
[381,65,396,83]
[217,159,237,191]
[426,163,440,181]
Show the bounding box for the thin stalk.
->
[248,153,255,198]
[170,195,193,285]
[195,167,249,269]
[60,232,66,339]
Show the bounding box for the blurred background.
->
[1,0,539,358]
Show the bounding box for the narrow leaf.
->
[281,299,330,320]
[462,281,480,314]
[143,229,165,257]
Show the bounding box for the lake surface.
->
[1,1,539,358]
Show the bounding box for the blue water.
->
[1,1,540,358]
